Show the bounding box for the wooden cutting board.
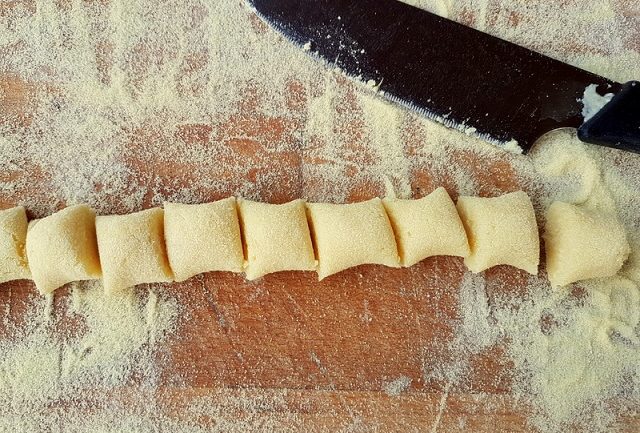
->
[0,77,530,432]
[1,2,639,431]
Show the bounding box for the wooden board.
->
[1,1,639,431]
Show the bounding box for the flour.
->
[383,375,412,396]
[581,84,615,122]
[500,276,640,432]
[428,130,640,431]
[0,0,639,432]
[0,281,179,430]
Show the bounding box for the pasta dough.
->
[239,199,315,280]
[544,201,630,287]
[307,198,400,280]
[164,198,244,282]
[96,208,173,293]
[0,206,31,284]
[457,191,539,274]
[384,187,469,266]
[26,205,101,294]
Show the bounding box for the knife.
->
[246,0,640,154]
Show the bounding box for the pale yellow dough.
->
[26,205,101,294]
[239,199,315,280]
[96,208,173,293]
[164,198,244,282]
[384,187,470,266]
[0,206,31,284]
[544,201,629,287]
[307,198,400,280]
[457,191,539,274]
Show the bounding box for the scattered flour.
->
[383,375,412,396]
[0,281,179,431]
[581,84,615,122]
[424,130,640,432]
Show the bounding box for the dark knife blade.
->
[247,0,621,153]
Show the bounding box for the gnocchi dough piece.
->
[457,191,539,274]
[0,206,31,283]
[384,187,470,266]
[164,198,244,282]
[544,201,629,287]
[26,205,101,294]
[307,198,400,280]
[96,208,173,293]
[239,199,315,280]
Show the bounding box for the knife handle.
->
[578,81,640,154]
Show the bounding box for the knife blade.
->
[246,0,640,154]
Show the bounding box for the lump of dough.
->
[457,191,539,274]
[96,208,173,293]
[544,201,630,287]
[0,206,31,284]
[384,187,469,266]
[26,205,101,294]
[239,199,315,280]
[307,198,400,280]
[164,198,244,282]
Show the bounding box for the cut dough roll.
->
[164,198,244,282]
[239,199,316,280]
[307,198,400,280]
[96,208,173,293]
[544,201,630,287]
[0,206,31,284]
[26,205,101,294]
[457,191,539,274]
[384,187,470,266]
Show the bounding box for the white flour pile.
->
[0,0,639,432]
[0,282,179,431]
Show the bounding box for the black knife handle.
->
[578,81,640,153]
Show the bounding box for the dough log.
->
[6,189,629,293]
